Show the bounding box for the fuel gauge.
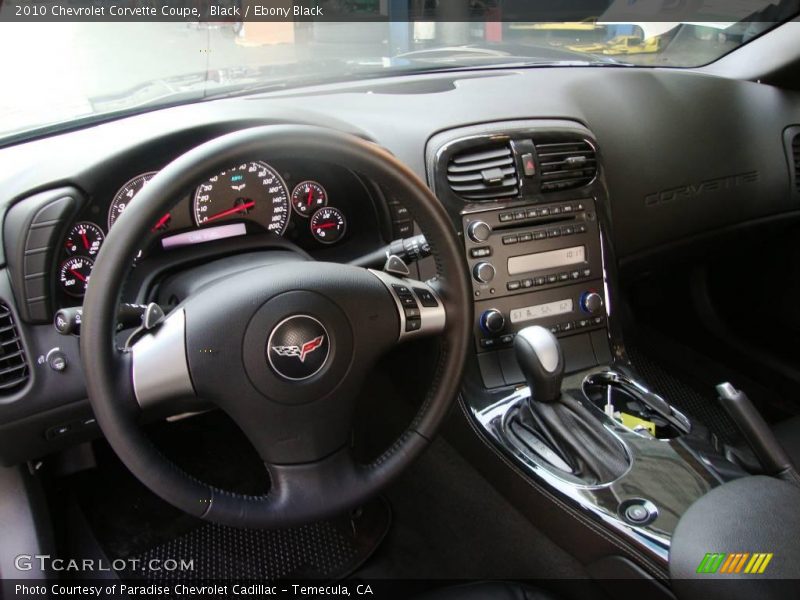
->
[310,207,346,244]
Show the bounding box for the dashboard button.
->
[521,153,536,177]
[473,262,496,284]
[502,235,518,245]
[413,288,438,307]
[393,221,413,237]
[467,221,492,243]
[405,318,422,333]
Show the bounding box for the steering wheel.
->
[80,125,472,528]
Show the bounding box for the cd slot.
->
[493,213,575,232]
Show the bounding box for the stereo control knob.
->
[580,291,604,314]
[480,309,505,335]
[473,262,496,284]
[468,221,492,243]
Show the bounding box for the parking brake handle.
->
[717,382,800,486]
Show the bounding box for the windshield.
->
[1,0,798,142]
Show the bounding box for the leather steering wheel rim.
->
[80,125,472,528]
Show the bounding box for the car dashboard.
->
[1,64,799,473]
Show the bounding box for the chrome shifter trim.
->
[468,369,715,564]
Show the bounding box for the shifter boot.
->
[513,390,629,484]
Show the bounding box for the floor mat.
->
[120,498,390,582]
[64,412,391,583]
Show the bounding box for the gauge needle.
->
[204,200,255,224]
[152,213,171,232]
[307,189,314,208]
[316,223,338,229]
[81,233,89,249]
[70,269,87,283]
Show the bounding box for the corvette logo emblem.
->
[271,335,325,363]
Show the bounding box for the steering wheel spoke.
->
[130,308,197,411]
[369,270,446,343]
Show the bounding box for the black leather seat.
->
[773,415,800,468]
[416,582,558,600]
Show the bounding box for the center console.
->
[426,120,748,582]
[461,196,611,389]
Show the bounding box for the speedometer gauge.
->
[193,161,290,235]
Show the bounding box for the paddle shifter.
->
[510,326,629,484]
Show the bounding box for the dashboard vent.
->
[446,143,519,200]
[0,302,29,394]
[793,133,800,192]
[535,139,597,192]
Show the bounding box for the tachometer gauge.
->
[291,181,327,217]
[64,222,104,257]
[109,172,172,232]
[58,256,94,297]
[193,161,290,234]
[310,207,346,244]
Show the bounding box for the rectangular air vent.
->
[793,133,800,193]
[0,302,29,394]
[535,139,597,193]
[446,143,519,201]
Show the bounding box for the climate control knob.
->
[468,221,492,243]
[480,309,505,335]
[473,262,496,284]
[580,291,604,315]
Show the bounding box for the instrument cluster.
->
[56,160,354,298]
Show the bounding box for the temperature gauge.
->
[291,181,327,217]
[310,207,346,244]
[58,256,94,297]
[64,222,104,257]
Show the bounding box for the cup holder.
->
[583,371,689,440]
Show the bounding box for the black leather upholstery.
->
[773,416,800,469]
[417,582,558,600]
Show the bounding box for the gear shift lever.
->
[508,325,629,484]
[514,326,564,403]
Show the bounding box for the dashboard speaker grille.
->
[793,133,800,192]
[535,139,597,192]
[446,143,519,200]
[0,302,29,393]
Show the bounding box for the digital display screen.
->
[161,223,247,249]
[507,246,586,276]
[510,299,574,324]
